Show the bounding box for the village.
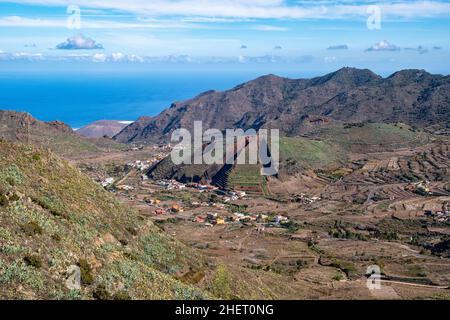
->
[71,138,450,300]
[117,177,292,230]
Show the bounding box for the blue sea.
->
[0,69,308,129]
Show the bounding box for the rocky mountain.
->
[76,120,131,138]
[113,68,450,143]
[0,110,124,157]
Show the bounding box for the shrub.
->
[0,164,25,186]
[93,285,111,300]
[8,193,20,202]
[0,193,8,207]
[23,254,42,268]
[113,290,131,300]
[333,273,344,281]
[210,265,234,299]
[331,260,356,278]
[78,259,94,285]
[32,196,68,218]
[22,221,43,236]
[51,233,61,242]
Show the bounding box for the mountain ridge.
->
[113,67,449,143]
[0,110,125,157]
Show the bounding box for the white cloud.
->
[111,52,125,62]
[56,34,103,50]
[92,53,107,62]
[8,0,450,19]
[0,51,44,61]
[0,16,64,27]
[0,16,199,29]
[252,25,288,31]
[324,56,337,63]
[366,40,401,52]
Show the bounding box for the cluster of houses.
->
[101,177,115,188]
[100,177,135,192]
[152,204,184,215]
[292,193,321,204]
[129,143,172,152]
[126,155,167,172]
[126,160,152,172]
[157,180,188,190]
[424,210,450,222]
[216,189,247,202]
[156,180,248,201]
[127,145,173,173]
[193,211,290,228]
[157,180,220,192]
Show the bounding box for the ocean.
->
[0,70,306,129]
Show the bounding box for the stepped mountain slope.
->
[114,68,449,143]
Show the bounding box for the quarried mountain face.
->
[113,68,449,143]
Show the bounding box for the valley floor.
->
[73,139,450,300]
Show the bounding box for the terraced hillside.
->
[311,123,432,153]
[318,141,450,214]
[279,136,346,174]
[227,164,262,193]
[0,140,210,299]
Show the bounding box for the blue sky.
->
[0,0,449,75]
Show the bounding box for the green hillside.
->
[280,136,345,169]
[0,140,208,299]
[317,123,431,153]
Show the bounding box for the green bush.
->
[210,265,234,299]
[93,284,111,300]
[23,254,42,268]
[78,259,94,285]
[113,290,131,300]
[333,273,344,281]
[22,221,43,236]
[0,192,8,207]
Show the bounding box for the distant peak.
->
[312,67,380,86]
[387,69,431,79]
[257,74,282,80]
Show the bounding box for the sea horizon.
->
[0,69,315,128]
[2,66,449,129]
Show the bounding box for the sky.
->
[0,0,449,75]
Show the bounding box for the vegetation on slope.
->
[280,136,345,170]
[0,140,208,299]
[315,123,431,153]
